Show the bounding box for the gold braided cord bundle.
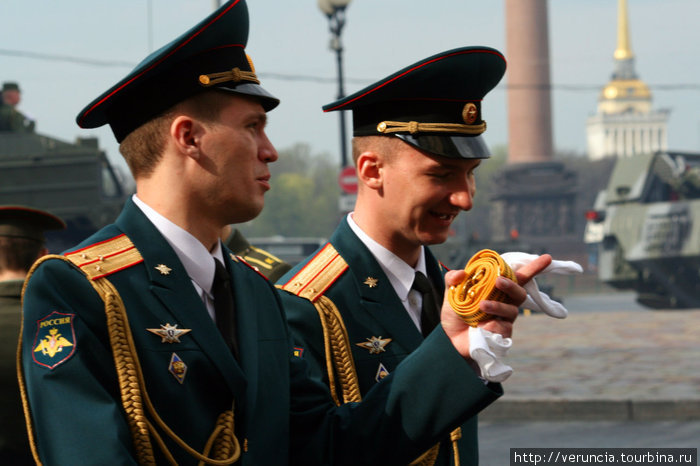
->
[314,296,362,406]
[94,277,241,466]
[447,249,516,327]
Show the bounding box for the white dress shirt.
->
[132,194,223,321]
[346,213,428,332]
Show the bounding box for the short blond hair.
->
[118,91,231,179]
[351,135,400,166]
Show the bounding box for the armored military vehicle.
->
[586,150,700,308]
[0,131,130,252]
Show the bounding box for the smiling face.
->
[189,93,278,227]
[355,136,481,264]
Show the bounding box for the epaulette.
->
[242,245,286,273]
[232,253,269,281]
[279,243,348,303]
[64,234,143,280]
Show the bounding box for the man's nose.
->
[450,187,473,211]
[259,132,278,163]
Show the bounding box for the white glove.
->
[501,252,583,319]
[468,327,513,382]
[468,252,583,382]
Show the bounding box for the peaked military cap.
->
[76,0,279,143]
[324,46,506,159]
[2,82,20,92]
[0,206,65,242]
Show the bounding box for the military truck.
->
[585,150,700,309]
[0,131,130,252]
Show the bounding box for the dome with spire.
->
[598,0,651,114]
[586,0,669,160]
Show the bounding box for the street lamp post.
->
[318,0,352,168]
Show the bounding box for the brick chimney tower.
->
[505,0,553,163]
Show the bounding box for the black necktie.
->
[212,259,239,360]
[412,271,441,337]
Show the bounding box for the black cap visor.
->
[219,82,279,112]
[395,133,491,160]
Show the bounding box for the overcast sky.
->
[2,0,699,173]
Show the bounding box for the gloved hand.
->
[468,252,582,382]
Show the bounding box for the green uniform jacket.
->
[0,279,32,464]
[225,228,292,283]
[278,217,492,465]
[20,199,501,465]
[0,104,34,132]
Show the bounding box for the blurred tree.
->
[238,143,341,238]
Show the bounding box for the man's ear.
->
[36,246,49,261]
[356,151,383,190]
[170,115,205,160]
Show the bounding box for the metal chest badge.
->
[147,323,192,343]
[169,353,187,384]
[32,311,77,369]
[375,362,390,382]
[356,336,392,354]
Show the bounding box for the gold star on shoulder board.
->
[147,323,192,343]
[356,336,392,354]
[364,277,378,288]
[155,264,172,275]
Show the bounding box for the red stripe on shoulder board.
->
[66,234,128,256]
[281,243,334,289]
[237,256,269,281]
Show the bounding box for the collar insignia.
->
[375,362,390,382]
[168,353,187,384]
[356,336,392,354]
[147,323,192,343]
[155,264,172,275]
[364,277,378,288]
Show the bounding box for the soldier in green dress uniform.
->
[222,226,291,282]
[18,2,548,464]
[0,206,64,465]
[277,47,551,465]
[0,82,35,132]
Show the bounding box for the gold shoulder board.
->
[64,234,143,280]
[279,243,347,303]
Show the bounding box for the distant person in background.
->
[0,82,35,133]
[221,225,291,282]
[0,205,64,465]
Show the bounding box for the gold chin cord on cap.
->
[199,67,260,87]
[448,249,516,327]
[376,120,487,136]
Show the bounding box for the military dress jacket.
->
[225,228,292,283]
[19,199,501,466]
[277,217,498,466]
[0,104,34,132]
[0,279,32,464]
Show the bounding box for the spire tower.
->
[586,0,669,159]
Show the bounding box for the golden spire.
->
[598,0,651,113]
[614,0,634,60]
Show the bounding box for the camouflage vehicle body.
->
[588,151,700,308]
[0,132,129,252]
